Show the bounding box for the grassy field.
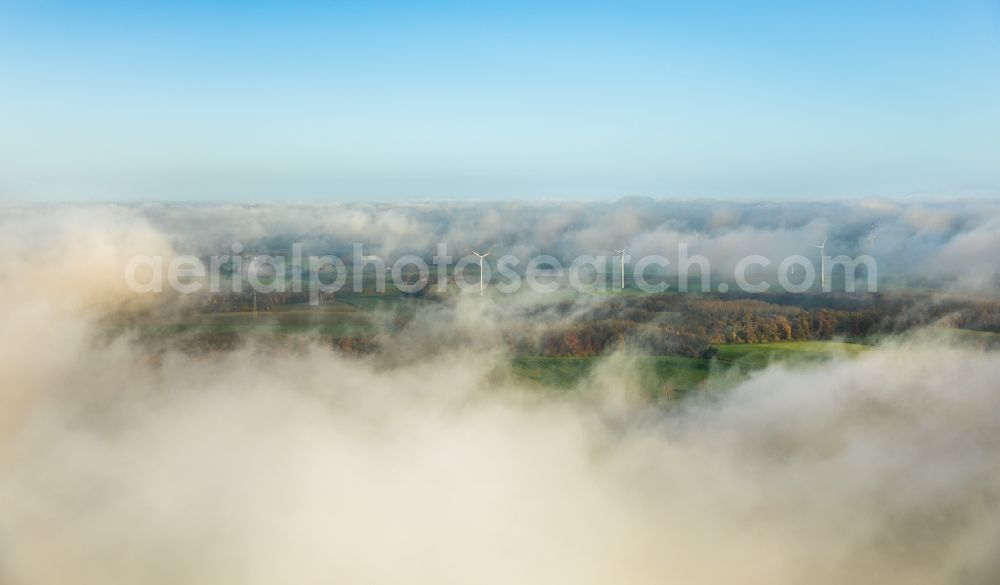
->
[714,340,868,369]
[115,297,388,341]
[508,340,871,396]
[510,355,712,390]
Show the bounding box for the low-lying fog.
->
[1,203,999,584]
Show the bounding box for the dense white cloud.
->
[0,203,998,584]
[60,198,992,292]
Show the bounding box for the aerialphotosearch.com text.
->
[124,242,878,303]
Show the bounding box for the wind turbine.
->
[864,223,876,252]
[248,256,259,319]
[815,238,827,290]
[473,250,490,295]
[615,247,628,290]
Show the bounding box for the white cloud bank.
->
[0,204,998,584]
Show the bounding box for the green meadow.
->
[508,340,870,396]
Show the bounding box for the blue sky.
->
[1,0,998,200]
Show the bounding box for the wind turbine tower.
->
[615,248,628,290]
[865,223,876,252]
[473,251,490,295]
[815,238,827,290]
[247,256,259,319]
